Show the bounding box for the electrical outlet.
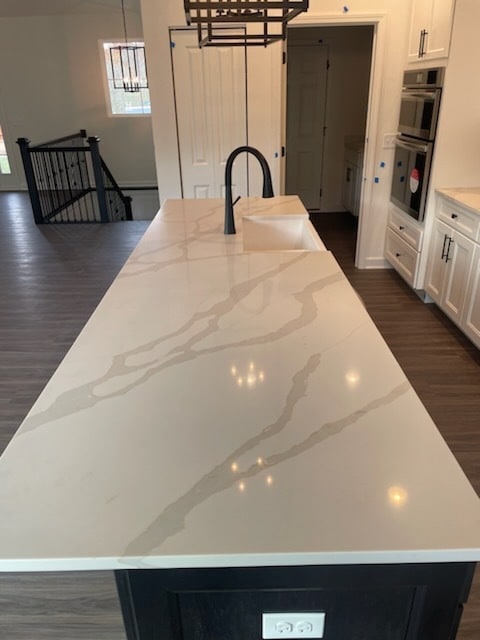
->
[262,613,325,639]
[383,133,398,149]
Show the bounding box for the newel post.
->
[17,138,43,224]
[87,136,109,223]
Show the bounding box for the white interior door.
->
[171,29,248,199]
[285,44,328,210]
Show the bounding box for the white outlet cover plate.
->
[262,612,325,639]
[383,133,398,149]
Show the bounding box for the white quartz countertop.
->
[437,187,480,214]
[1,196,480,572]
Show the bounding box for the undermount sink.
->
[242,215,326,252]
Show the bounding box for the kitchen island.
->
[0,196,480,639]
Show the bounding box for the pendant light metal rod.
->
[121,0,129,43]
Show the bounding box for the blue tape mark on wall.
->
[380,161,386,168]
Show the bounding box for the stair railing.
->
[88,137,133,223]
[17,130,132,224]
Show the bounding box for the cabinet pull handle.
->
[451,213,458,219]
[395,252,401,258]
[399,225,405,231]
[346,167,352,182]
[419,29,428,57]
[445,238,454,262]
[441,234,449,260]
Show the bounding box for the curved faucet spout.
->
[224,145,274,235]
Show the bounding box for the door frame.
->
[281,13,386,268]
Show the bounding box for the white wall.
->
[0,9,156,190]
[138,2,183,199]
[0,17,74,188]
[427,0,480,191]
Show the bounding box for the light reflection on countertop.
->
[388,486,408,508]
[231,360,265,389]
[345,369,361,388]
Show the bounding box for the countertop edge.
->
[436,187,480,215]
[1,549,479,573]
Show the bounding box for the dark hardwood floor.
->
[0,196,478,639]
[0,192,146,640]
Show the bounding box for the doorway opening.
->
[285,24,374,259]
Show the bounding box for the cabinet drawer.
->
[388,208,423,250]
[385,228,420,288]
[437,197,480,241]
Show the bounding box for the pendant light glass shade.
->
[184,0,309,47]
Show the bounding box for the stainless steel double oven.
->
[390,67,444,222]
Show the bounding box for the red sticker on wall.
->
[410,168,420,194]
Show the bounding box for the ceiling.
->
[0,0,140,18]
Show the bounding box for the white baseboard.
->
[119,181,158,189]
[0,184,27,192]
[363,256,391,269]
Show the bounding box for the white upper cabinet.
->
[408,0,456,63]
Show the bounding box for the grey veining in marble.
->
[124,376,410,558]
[19,255,342,436]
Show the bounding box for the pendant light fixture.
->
[110,0,148,92]
[184,0,309,47]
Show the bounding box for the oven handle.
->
[395,138,429,153]
[401,90,437,100]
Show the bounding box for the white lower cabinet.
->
[424,219,450,302]
[462,246,480,345]
[385,228,419,287]
[442,230,475,324]
[384,207,423,288]
[424,195,480,347]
